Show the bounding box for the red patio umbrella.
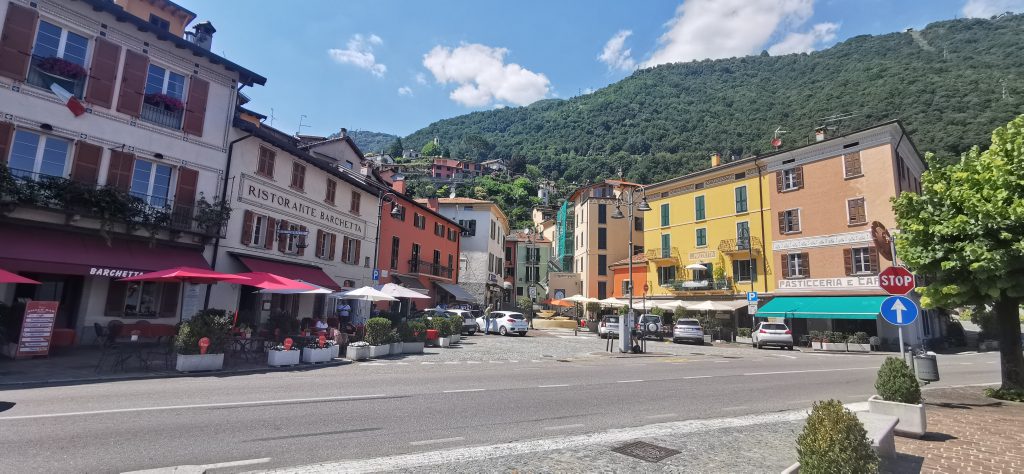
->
[120,267,250,321]
[232,272,317,292]
[0,269,40,284]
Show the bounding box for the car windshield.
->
[762,323,788,330]
[605,316,619,323]
[676,320,700,326]
[639,315,659,323]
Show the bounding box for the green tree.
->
[893,114,1024,391]
[387,138,404,159]
[421,140,441,157]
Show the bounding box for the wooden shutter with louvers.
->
[241,210,253,245]
[297,226,307,256]
[104,281,128,316]
[182,77,209,135]
[116,50,149,117]
[0,3,38,81]
[264,217,276,249]
[172,167,198,229]
[793,166,804,189]
[159,282,180,318]
[844,152,862,177]
[85,38,122,109]
[781,254,790,278]
[868,247,879,274]
[777,211,786,234]
[315,229,324,258]
[105,151,134,191]
[277,220,289,251]
[70,141,102,184]
[0,121,16,165]
[799,253,809,276]
[843,248,853,276]
[328,234,336,260]
[775,171,783,193]
[341,237,350,263]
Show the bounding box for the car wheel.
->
[788,345,794,351]
[499,326,508,336]
[468,330,476,336]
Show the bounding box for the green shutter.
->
[695,196,705,221]
[660,203,670,226]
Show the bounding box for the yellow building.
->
[642,154,775,305]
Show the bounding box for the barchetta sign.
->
[239,175,365,235]
[778,275,880,291]
[89,267,144,278]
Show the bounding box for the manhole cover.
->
[611,441,680,463]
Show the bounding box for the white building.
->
[419,198,508,307]
[0,0,263,348]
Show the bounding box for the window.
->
[459,220,476,236]
[660,234,671,258]
[285,224,300,253]
[145,64,186,101]
[732,259,757,282]
[316,231,336,260]
[393,205,406,221]
[735,186,748,213]
[250,214,266,247]
[784,253,808,278]
[694,196,705,221]
[736,222,750,250]
[696,228,707,247]
[344,160,354,170]
[341,236,362,264]
[32,20,89,67]
[634,217,643,232]
[7,130,70,179]
[411,243,421,269]
[780,167,803,191]
[844,151,863,178]
[852,248,871,274]
[490,220,496,240]
[847,197,866,225]
[598,254,607,275]
[289,162,305,191]
[414,213,425,229]
[846,247,878,275]
[621,279,631,297]
[598,204,607,224]
[130,159,172,207]
[257,147,275,178]
[105,281,178,318]
[657,265,676,285]
[779,209,801,234]
[389,237,400,270]
[350,191,361,214]
[597,228,607,250]
[325,179,336,205]
[660,203,670,226]
[597,281,607,300]
[148,14,171,31]
[433,249,441,267]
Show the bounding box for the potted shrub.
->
[174,309,231,372]
[365,317,392,358]
[809,331,823,350]
[795,399,878,474]
[821,331,847,351]
[387,330,402,355]
[735,327,752,345]
[301,339,336,363]
[434,316,452,348]
[267,343,300,367]
[449,315,463,343]
[870,357,925,437]
[401,321,425,354]
[846,332,871,352]
[348,341,370,361]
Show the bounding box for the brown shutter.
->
[328,234,336,260]
[775,171,783,193]
[85,38,122,109]
[104,281,128,316]
[172,167,198,228]
[0,121,15,165]
[793,211,801,232]
[315,229,324,258]
[781,254,790,278]
[843,248,853,276]
[182,77,209,136]
[241,210,253,245]
[354,239,361,264]
[70,141,103,184]
[105,151,135,191]
[794,166,804,189]
[868,247,879,274]
[297,226,307,256]
[277,220,289,251]
[777,211,786,234]
[116,50,149,117]
[341,236,350,263]
[264,217,276,249]
[159,282,181,318]
[799,253,810,276]
[0,3,38,81]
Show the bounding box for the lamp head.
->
[637,197,652,212]
[390,204,402,218]
[610,206,625,219]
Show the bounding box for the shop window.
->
[7,130,70,179]
[130,159,172,207]
[105,281,179,318]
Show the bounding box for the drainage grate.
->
[611,441,681,463]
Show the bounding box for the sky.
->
[174,0,1024,140]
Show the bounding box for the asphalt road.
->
[0,339,1001,473]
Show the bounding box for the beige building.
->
[570,180,644,299]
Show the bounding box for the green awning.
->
[756,296,887,320]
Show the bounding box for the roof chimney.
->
[814,126,828,142]
[339,128,347,139]
[392,173,406,194]
[189,21,215,51]
[710,152,722,167]
[427,197,439,211]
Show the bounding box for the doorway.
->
[14,273,83,329]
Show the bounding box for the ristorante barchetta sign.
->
[239,175,365,235]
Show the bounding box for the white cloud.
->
[598,30,636,71]
[327,33,386,77]
[398,86,413,96]
[415,72,428,85]
[962,0,1024,17]
[767,22,839,55]
[644,0,816,67]
[422,43,550,107]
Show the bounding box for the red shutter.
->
[241,210,253,245]
[0,121,15,165]
[0,3,38,81]
[328,234,336,260]
[172,167,198,229]
[105,151,135,191]
[85,38,122,109]
[70,141,103,184]
[297,226,307,256]
[277,220,289,251]
[182,77,209,136]
[159,282,181,318]
[116,50,149,117]
[264,217,276,249]
[843,248,853,276]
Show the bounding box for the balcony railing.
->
[140,103,184,130]
[408,259,453,279]
[26,55,85,98]
[718,236,763,254]
[664,277,733,292]
[645,247,680,261]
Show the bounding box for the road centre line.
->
[743,367,878,376]
[543,424,585,431]
[409,437,465,446]
[538,384,570,388]
[0,394,388,421]
[683,375,713,379]
[617,379,644,383]
[443,389,486,393]
[123,457,272,473]
[644,413,679,419]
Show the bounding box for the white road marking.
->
[772,354,798,359]
[683,375,713,379]
[488,361,503,364]
[531,360,542,363]
[711,360,730,363]
[543,423,585,431]
[959,362,973,365]
[644,413,678,419]
[442,389,486,393]
[467,361,481,364]
[509,360,519,363]
[743,367,876,376]
[617,379,644,383]
[394,362,409,365]
[444,361,460,364]
[421,362,435,365]
[409,437,465,446]
[0,395,388,421]
[538,384,569,388]
[122,457,272,473]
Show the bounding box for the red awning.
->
[0,225,208,278]
[234,255,341,290]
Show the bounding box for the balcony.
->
[140,103,184,130]
[408,259,453,279]
[645,247,680,264]
[524,257,541,265]
[26,55,86,98]
[718,236,763,255]
[664,278,733,292]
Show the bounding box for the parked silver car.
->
[672,318,705,344]
[752,322,794,350]
[599,315,620,339]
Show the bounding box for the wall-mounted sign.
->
[16,301,59,358]
[688,250,717,261]
[777,276,880,291]
[239,175,366,235]
[89,267,144,278]
[772,231,872,251]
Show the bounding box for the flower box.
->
[811,341,823,350]
[847,343,871,352]
[369,344,390,358]
[451,333,461,344]
[389,342,402,354]
[175,353,224,372]
[349,344,370,361]
[820,342,846,351]
[301,346,334,363]
[735,336,753,345]
[267,349,300,367]
[437,337,451,348]
[868,395,926,438]
[403,341,424,354]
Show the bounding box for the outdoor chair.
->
[93,328,121,373]
[92,323,108,348]
[146,336,176,370]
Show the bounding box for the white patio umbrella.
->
[333,286,398,302]
[374,282,430,299]
[684,263,708,271]
[656,300,693,312]
[597,297,629,307]
[558,294,598,304]
[688,300,738,312]
[258,280,335,294]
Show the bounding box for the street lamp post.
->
[371,190,404,283]
[611,186,651,353]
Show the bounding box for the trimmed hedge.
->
[875,357,922,404]
[364,317,393,346]
[797,400,878,474]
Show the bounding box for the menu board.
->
[16,301,59,358]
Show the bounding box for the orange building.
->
[609,254,649,299]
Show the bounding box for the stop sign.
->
[879,266,915,295]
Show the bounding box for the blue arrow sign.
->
[747,291,758,303]
[880,296,918,326]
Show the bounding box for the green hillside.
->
[340,130,399,155]
[404,14,1024,184]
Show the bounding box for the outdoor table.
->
[231,336,265,362]
[114,341,159,372]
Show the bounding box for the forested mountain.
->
[404,14,1024,184]
[342,130,399,155]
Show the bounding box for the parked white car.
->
[476,311,529,336]
[752,322,794,350]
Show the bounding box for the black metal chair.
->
[93,327,121,373]
[146,335,176,370]
[92,323,108,348]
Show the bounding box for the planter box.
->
[369,344,390,358]
[703,335,712,344]
[267,349,300,367]
[389,342,402,354]
[349,345,370,361]
[736,336,753,345]
[847,342,871,352]
[811,341,822,350]
[330,344,340,359]
[175,353,224,372]
[301,347,334,363]
[820,342,846,351]
[403,342,424,354]
[451,333,461,344]
[869,395,926,438]
[437,337,451,348]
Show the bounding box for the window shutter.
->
[240,210,253,245]
[751,260,758,282]
[843,248,853,276]
[172,167,198,228]
[264,217,276,249]
[341,237,350,263]
[70,141,103,184]
[85,38,122,109]
[104,281,128,316]
[775,171,783,193]
[315,229,324,258]
[159,282,180,318]
[794,166,804,189]
[781,254,790,278]
[354,239,362,263]
[328,234,336,260]
[777,211,786,234]
[0,3,38,81]
[277,220,289,251]
[116,50,149,117]
[731,260,739,280]
[297,226,307,256]
[105,151,135,191]
[182,77,209,136]
[793,211,801,232]
[0,121,13,165]
[799,253,810,276]
[868,247,879,274]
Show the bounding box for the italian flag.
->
[49,83,86,117]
